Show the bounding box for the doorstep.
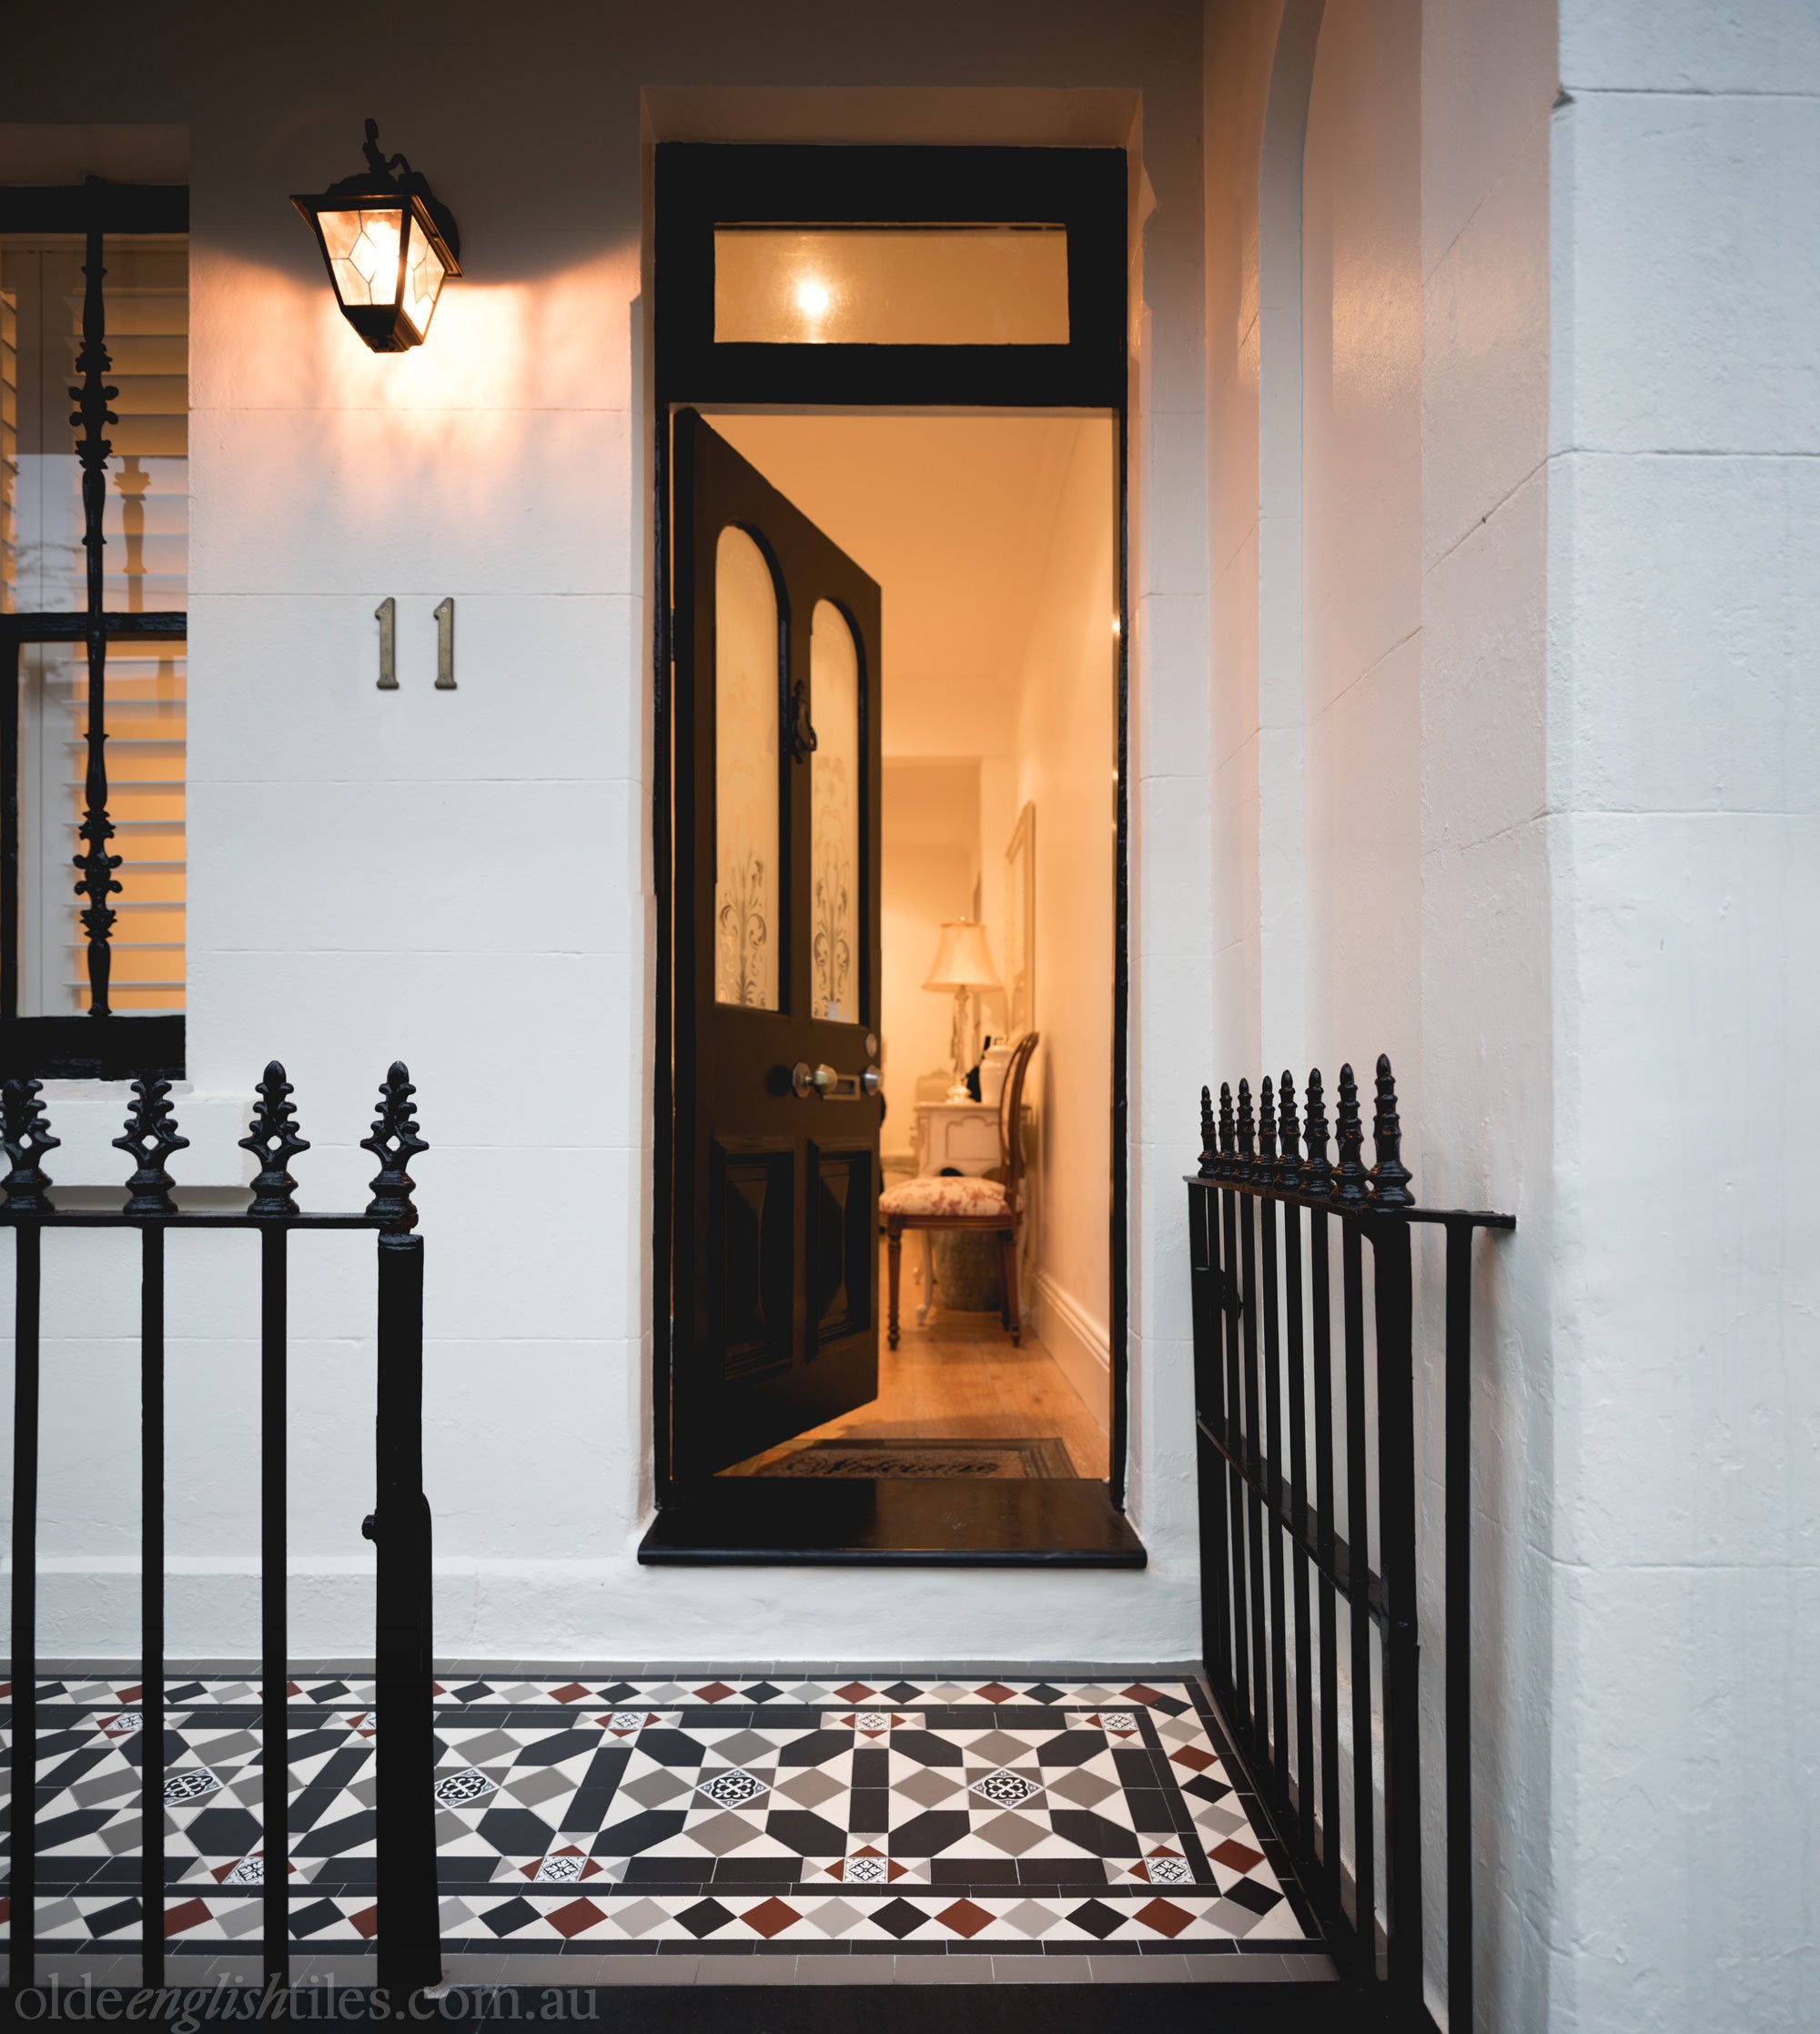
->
[638,1477,1147,1565]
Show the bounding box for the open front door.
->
[671,411,884,1479]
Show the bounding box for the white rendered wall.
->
[1544,5,1820,2027]
[4,1,1214,1669]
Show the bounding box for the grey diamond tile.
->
[974,1810,1049,1857]
[1000,1898,1061,1938]
[612,1897,670,1938]
[708,1729,779,1765]
[682,1807,770,1857]
[803,1897,864,1937]
[620,1767,693,1809]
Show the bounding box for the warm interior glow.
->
[400,214,448,338]
[319,205,403,308]
[923,919,1001,991]
[715,226,1070,346]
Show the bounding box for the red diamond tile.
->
[116,1684,144,1703]
[164,1898,210,1938]
[936,1898,995,1940]
[549,1897,609,1940]
[349,1907,379,1939]
[834,1682,876,1703]
[1134,1897,1194,1939]
[549,1682,590,1704]
[1211,1838,1265,1873]
[742,1897,803,1939]
[693,1681,736,1703]
[1170,1745,1217,1772]
[974,1681,1018,1703]
[1121,1683,1168,1705]
[0,1897,9,1923]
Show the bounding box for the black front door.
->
[671,411,885,1478]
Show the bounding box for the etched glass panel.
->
[714,226,1068,346]
[713,524,780,1009]
[810,600,859,1022]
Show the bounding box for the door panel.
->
[672,410,885,1477]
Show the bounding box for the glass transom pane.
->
[810,600,860,1023]
[713,524,782,1010]
[713,226,1069,346]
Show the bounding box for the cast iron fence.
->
[1188,1056,1512,2031]
[2,1061,439,1999]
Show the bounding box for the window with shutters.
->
[0,181,187,1078]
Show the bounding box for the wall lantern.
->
[291,119,461,351]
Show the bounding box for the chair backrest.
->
[998,1031,1040,1215]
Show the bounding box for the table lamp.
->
[923,920,1001,1102]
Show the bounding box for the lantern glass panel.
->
[319,205,404,309]
[400,213,448,338]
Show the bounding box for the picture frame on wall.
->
[1005,802,1036,1037]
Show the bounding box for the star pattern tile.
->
[4,1674,1317,1958]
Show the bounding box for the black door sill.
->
[639,1477,1146,1567]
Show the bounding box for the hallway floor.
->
[13,1667,1330,1985]
[727,1242,1108,1480]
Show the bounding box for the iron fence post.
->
[374,1228,440,1998]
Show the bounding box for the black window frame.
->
[0,179,188,1080]
[652,142,1133,1513]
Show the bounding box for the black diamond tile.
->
[449,1682,494,1703]
[311,1681,352,1702]
[892,1733,966,1769]
[293,1807,378,1857]
[675,1897,736,1938]
[636,1727,712,1769]
[1147,1694,1190,1718]
[182,1806,263,1857]
[1033,1729,1108,1769]
[1048,1809,1144,1859]
[166,1680,207,1703]
[86,1897,143,1938]
[594,1680,640,1707]
[878,1682,924,1705]
[885,1808,972,1857]
[743,1681,786,1705]
[505,1727,596,1769]
[475,1806,559,1857]
[871,1897,930,1940]
[290,1899,345,1939]
[764,1808,849,1857]
[480,1896,540,1938]
[1182,1774,1234,1807]
[776,1730,854,1768]
[1222,1877,1285,1917]
[591,1808,688,1857]
[1066,1898,1127,1941]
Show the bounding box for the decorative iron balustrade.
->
[1188,1057,1512,2030]
[2,1061,440,1999]
[0,177,188,1078]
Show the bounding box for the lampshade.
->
[923,920,1001,992]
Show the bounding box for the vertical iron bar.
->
[1219,1186,1249,1740]
[71,209,120,1016]
[1445,1218,1476,2033]
[1239,1191,1269,1753]
[1341,1218,1376,1968]
[9,1223,40,1996]
[1259,1188,1290,1804]
[1284,1199,1316,1858]
[1189,1186,1234,1705]
[2,632,18,1020]
[140,1224,166,1988]
[1312,1212,1342,1927]
[375,1230,440,1999]
[259,1224,288,1989]
[1372,1215,1422,2013]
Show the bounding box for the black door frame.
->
[651,141,1132,1522]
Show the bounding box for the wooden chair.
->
[881,1030,1039,1349]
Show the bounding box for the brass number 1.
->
[375,597,397,690]
[434,597,456,689]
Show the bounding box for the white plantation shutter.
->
[0,237,187,1014]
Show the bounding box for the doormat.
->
[756,1436,1077,1478]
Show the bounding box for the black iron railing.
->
[1188,1057,1512,2030]
[2,1061,440,1999]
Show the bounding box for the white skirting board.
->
[1031,1270,1111,1438]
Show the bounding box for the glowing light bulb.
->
[796,278,831,319]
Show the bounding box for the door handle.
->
[792,1062,882,1100]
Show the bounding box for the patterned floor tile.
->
[2,1673,1315,1959]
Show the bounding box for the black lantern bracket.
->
[291,119,463,353]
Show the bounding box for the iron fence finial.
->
[362,1061,429,1230]
[1278,1070,1302,1189]
[1369,1052,1415,1209]
[1235,1078,1257,1184]
[2,1078,60,1213]
[1218,1082,1236,1179]
[114,1077,189,1215]
[1198,1086,1218,1179]
[1259,1076,1279,1175]
[1302,1069,1332,1198]
[240,1061,311,1218]
[1333,1063,1370,1205]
